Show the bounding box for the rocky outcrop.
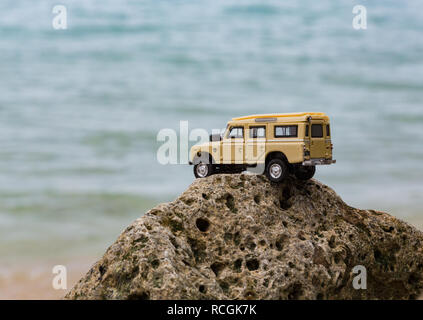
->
[65,174,423,300]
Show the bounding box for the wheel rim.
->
[269,163,282,179]
[196,163,208,178]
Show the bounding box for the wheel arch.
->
[265,151,288,165]
[193,151,215,165]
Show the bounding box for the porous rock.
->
[65,174,423,299]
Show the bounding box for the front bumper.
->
[302,158,336,166]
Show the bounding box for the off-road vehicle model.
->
[189,112,335,182]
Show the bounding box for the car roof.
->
[230,112,329,124]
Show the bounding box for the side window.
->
[326,124,330,137]
[228,127,244,139]
[305,125,309,137]
[250,126,266,138]
[311,124,323,138]
[274,125,298,138]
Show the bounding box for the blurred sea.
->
[0,0,423,295]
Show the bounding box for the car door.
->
[245,125,266,164]
[309,121,326,159]
[222,126,244,164]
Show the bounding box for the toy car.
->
[189,112,336,182]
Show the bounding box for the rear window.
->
[326,125,330,137]
[311,124,323,138]
[274,125,298,138]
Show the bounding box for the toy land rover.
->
[189,112,336,182]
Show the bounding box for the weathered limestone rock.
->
[65,174,423,299]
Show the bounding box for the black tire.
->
[193,163,213,178]
[294,165,316,180]
[193,154,214,179]
[265,158,288,183]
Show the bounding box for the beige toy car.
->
[189,112,335,182]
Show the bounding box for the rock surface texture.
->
[66,174,423,299]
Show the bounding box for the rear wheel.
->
[265,158,288,183]
[294,165,316,180]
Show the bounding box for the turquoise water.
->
[1,0,423,266]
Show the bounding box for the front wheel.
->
[294,165,316,180]
[193,162,214,178]
[265,158,288,183]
